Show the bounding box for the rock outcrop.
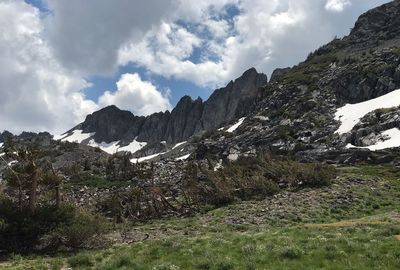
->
[0,131,13,143]
[196,68,267,131]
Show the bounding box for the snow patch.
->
[131,152,166,163]
[253,115,269,121]
[175,154,190,161]
[8,160,17,166]
[53,133,67,140]
[335,89,400,134]
[214,159,223,171]
[60,130,95,144]
[227,117,246,133]
[119,140,147,153]
[172,141,187,149]
[88,139,147,155]
[88,140,120,154]
[346,128,400,151]
[56,130,147,155]
[0,143,3,148]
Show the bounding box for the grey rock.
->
[196,68,268,131]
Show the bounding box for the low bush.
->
[278,245,303,259]
[0,197,109,254]
[51,209,109,249]
[182,154,337,208]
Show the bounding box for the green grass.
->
[3,165,400,269]
[3,221,400,269]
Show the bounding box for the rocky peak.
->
[66,68,268,147]
[79,105,139,143]
[0,131,13,143]
[198,68,268,131]
[349,0,400,46]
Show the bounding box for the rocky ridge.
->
[68,68,267,146]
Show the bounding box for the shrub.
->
[0,198,109,254]
[52,209,109,249]
[278,245,303,259]
[381,224,400,236]
[182,154,336,208]
[0,198,75,254]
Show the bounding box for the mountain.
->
[59,68,267,151]
[55,0,400,165]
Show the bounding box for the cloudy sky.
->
[0,0,390,134]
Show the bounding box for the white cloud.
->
[204,19,231,39]
[117,0,390,87]
[325,0,351,12]
[118,22,226,86]
[0,0,172,134]
[116,1,319,85]
[0,0,97,134]
[43,0,174,75]
[98,73,172,116]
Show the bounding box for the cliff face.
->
[197,68,267,131]
[72,68,268,145]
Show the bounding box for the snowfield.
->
[88,140,120,154]
[119,140,148,153]
[346,128,400,151]
[59,130,95,143]
[227,117,246,133]
[88,139,147,155]
[335,89,400,134]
